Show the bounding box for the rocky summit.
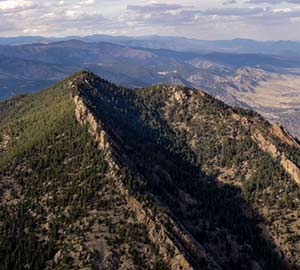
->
[1,71,300,270]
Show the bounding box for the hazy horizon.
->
[0,0,300,40]
[0,34,300,43]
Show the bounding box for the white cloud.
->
[0,0,299,40]
[246,0,300,4]
[0,0,36,14]
[40,12,56,19]
[79,0,95,5]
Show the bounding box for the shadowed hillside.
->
[1,71,300,269]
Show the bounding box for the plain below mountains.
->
[1,71,300,269]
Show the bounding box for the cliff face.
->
[72,78,221,270]
[271,124,300,149]
[231,113,300,186]
[253,127,300,185]
[0,131,9,152]
[74,95,113,155]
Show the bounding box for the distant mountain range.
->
[1,35,300,57]
[1,38,300,139]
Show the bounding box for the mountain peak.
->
[70,70,98,81]
[67,70,119,97]
[2,73,300,269]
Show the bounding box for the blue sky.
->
[0,0,299,40]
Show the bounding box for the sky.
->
[0,0,300,40]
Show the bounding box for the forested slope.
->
[1,71,300,269]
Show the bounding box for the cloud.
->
[200,7,266,16]
[229,0,300,4]
[125,4,266,26]
[127,3,184,12]
[0,0,299,40]
[120,2,300,40]
[35,10,107,34]
[79,0,95,5]
[0,0,109,36]
[0,0,36,14]
[223,0,238,5]
[0,14,16,31]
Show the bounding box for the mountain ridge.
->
[1,71,300,269]
[71,73,222,269]
[1,35,300,56]
[69,71,300,268]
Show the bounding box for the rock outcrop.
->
[71,79,221,270]
[271,123,300,149]
[0,132,10,153]
[252,129,300,185]
[231,112,300,185]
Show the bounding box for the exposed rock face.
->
[74,95,112,152]
[231,112,300,185]
[252,131,279,159]
[71,80,221,270]
[252,129,300,185]
[0,132,10,152]
[280,156,300,185]
[271,123,300,149]
[128,194,224,270]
